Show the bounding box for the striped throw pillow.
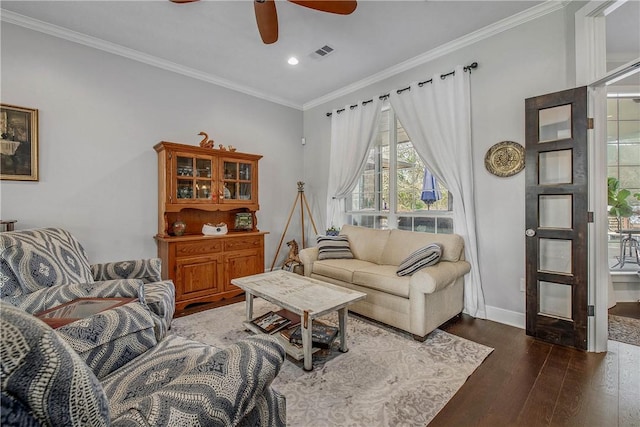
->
[396,243,442,276]
[317,235,354,260]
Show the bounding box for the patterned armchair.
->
[0,228,175,339]
[0,302,287,426]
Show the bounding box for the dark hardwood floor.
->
[431,314,640,427]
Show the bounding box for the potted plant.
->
[608,177,634,219]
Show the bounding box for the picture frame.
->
[1,104,39,181]
[235,212,253,230]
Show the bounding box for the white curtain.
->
[389,65,486,318]
[326,99,382,229]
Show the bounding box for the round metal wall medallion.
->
[484,141,525,177]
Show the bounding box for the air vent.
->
[309,45,335,60]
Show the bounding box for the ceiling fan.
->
[170,0,357,44]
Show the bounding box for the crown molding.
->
[0,9,303,110]
[302,1,566,111]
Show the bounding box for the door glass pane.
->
[177,157,193,176]
[539,195,572,229]
[538,281,572,320]
[224,182,236,200]
[177,180,193,199]
[539,150,572,185]
[239,182,251,200]
[195,180,211,199]
[195,159,211,178]
[224,162,237,179]
[539,104,572,142]
[239,163,252,180]
[539,238,572,274]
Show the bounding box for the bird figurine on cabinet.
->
[218,144,227,151]
[228,145,237,152]
[198,131,214,148]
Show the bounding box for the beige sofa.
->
[299,224,471,340]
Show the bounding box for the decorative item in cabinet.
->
[154,141,265,313]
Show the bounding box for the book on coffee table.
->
[251,311,291,334]
[288,321,339,349]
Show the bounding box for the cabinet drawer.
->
[176,240,223,256]
[224,236,262,251]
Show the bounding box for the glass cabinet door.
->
[222,160,253,202]
[174,154,214,202]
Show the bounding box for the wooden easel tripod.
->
[270,181,318,271]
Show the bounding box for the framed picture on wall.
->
[1,104,39,181]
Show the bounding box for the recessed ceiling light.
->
[288,57,299,65]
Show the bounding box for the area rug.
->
[171,299,493,426]
[609,315,640,346]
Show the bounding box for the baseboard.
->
[485,305,525,330]
[612,273,640,303]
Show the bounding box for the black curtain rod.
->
[326,62,478,117]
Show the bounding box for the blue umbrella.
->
[421,168,441,206]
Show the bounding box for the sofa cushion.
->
[340,225,390,264]
[352,264,411,298]
[0,228,94,294]
[313,258,375,283]
[380,229,465,265]
[317,235,354,260]
[396,243,442,276]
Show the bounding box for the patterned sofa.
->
[0,228,287,425]
[0,301,287,426]
[0,227,174,340]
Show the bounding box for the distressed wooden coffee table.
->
[232,270,366,371]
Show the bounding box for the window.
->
[607,96,640,199]
[607,95,640,271]
[347,107,453,233]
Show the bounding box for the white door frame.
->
[575,0,640,352]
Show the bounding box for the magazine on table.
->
[288,321,339,349]
[274,308,300,327]
[251,311,291,334]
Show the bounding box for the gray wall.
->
[1,7,591,322]
[1,23,304,267]
[302,8,575,322]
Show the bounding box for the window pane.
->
[618,98,640,121]
[436,217,453,234]
[607,99,618,120]
[347,214,388,229]
[618,143,640,166]
[607,121,618,142]
[395,118,449,212]
[348,107,453,234]
[607,143,619,165]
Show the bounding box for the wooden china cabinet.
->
[154,141,266,313]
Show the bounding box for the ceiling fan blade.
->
[169,0,199,3]
[255,0,279,44]
[288,0,357,15]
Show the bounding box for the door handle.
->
[525,229,536,237]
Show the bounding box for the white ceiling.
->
[2,1,635,110]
